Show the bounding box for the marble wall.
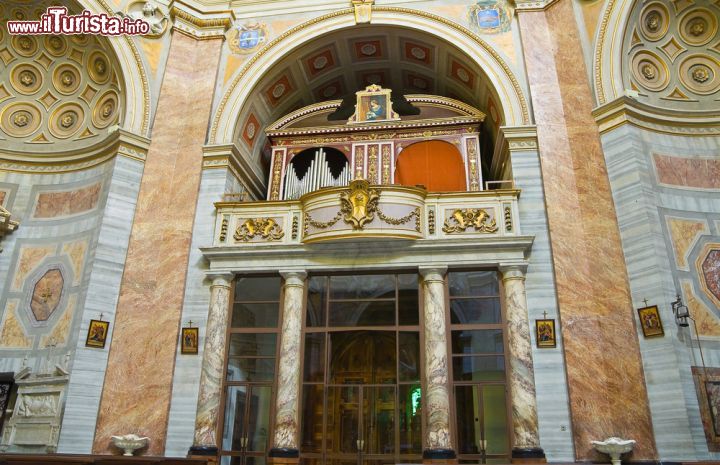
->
[93,32,224,455]
[0,154,143,454]
[601,123,720,460]
[518,0,656,459]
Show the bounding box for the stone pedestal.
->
[268,271,306,459]
[419,266,455,461]
[500,266,545,462]
[189,273,233,457]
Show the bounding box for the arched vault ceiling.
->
[0,0,125,152]
[623,0,720,110]
[233,24,504,154]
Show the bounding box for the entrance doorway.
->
[300,274,423,465]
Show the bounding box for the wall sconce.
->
[671,294,690,327]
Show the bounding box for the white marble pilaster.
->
[270,270,307,455]
[419,266,454,457]
[500,265,543,456]
[191,273,233,452]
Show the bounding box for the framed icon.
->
[181,327,199,354]
[85,319,109,349]
[637,305,664,338]
[535,318,556,348]
[348,84,399,124]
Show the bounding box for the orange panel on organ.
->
[395,140,466,192]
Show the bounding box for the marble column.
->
[419,266,455,460]
[189,273,233,456]
[500,266,544,461]
[269,271,306,462]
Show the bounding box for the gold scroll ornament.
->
[341,179,379,230]
[442,208,498,234]
[234,218,284,242]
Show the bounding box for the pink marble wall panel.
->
[518,1,656,460]
[654,154,720,190]
[93,33,224,455]
[0,191,6,206]
[33,182,101,218]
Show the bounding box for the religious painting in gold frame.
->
[637,305,664,338]
[181,327,199,354]
[535,318,556,348]
[85,319,109,348]
[348,84,400,124]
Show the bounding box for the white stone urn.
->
[111,434,150,456]
[591,437,636,465]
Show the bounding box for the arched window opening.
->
[394,141,466,192]
[283,147,350,200]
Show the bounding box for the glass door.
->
[222,384,273,465]
[300,273,423,465]
[454,384,509,463]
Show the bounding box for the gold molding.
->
[234,217,284,242]
[442,208,499,234]
[210,6,529,143]
[514,0,561,12]
[170,1,235,40]
[95,0,151,135]
[0,129,150,173]
[593,96,720,136]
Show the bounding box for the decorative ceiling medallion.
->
[52,63,82,95]
[1,103,42,137]
[11,35,38,58]
[241,112,260,148]
[679,54,720,94]
[93,90,119,129]
[640,2,670,41]
[352,39,383,60]
[264,74,293,106]
[313,55,328,70]
[679,8,718,46]
[87,51,110,85]
[44,35,67,57]
[467,0,512,34]
[659,36,687,62]
[49,103,84,139]
[71,34,90,46]
[631,50,670,91]
[227,22,268,55]
[10,63,42,95]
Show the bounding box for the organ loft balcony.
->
[208,86,528,256]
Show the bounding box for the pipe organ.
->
[264,87,487,201]
[282,149,351,200]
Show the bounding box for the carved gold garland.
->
[234,218,284,242]
[442,208,498,234]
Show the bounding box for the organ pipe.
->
[282,149,351,200]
